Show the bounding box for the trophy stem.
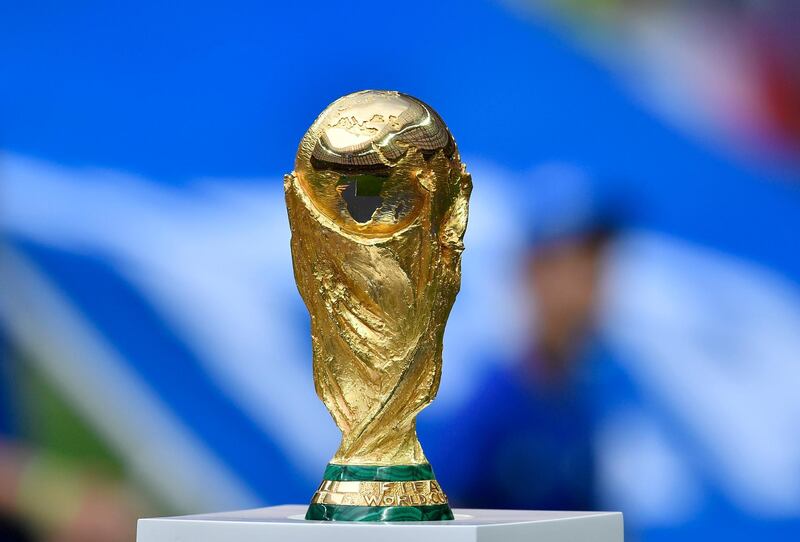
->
[305,463,454,521]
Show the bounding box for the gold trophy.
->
[285,90,471,521]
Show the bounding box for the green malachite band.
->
[305,503,454,522]
[322,463,436,481]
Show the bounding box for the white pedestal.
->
[137,504,623,542]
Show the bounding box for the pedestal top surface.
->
[138,505,623,542]
[150,504,613,525]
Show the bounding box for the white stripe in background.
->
[0,154,337,478]
[599,232,800,520]
[0,247,260,513]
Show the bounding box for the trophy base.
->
[306,503,453,521]
[306,463,454,521]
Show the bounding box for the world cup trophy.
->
[285,90,471,521]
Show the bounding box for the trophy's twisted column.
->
[285,90,471,521]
